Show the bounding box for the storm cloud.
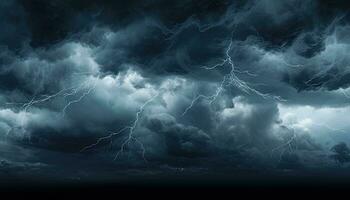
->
[1,0,350,185]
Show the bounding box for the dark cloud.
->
[330,142,350,164]
[1,0,350,183]
[16,0,232,48]
[0,1,29,50]
[145,113,212,158]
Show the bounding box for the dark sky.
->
[2,0,350,186]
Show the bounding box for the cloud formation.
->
[1,0,350,182]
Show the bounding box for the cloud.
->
[145,113,212,158]
[1,0,350,180]
[0,0,29,50]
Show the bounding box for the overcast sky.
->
[2,0,350,185]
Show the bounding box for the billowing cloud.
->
[1,0,350,184]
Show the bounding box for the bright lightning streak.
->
[62,78,98,117]
[6,74,98,115]
[114,92,159,161]
[80,126,131,152]
[81,92,160,162]
[182,37,285,116]
[182,76,227,116]
[271,132,297,163]
[7,69,159,162]
[270,119,348,164]
[224,40,284,101]
[4,74,98,143]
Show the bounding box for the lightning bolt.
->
[5,67,160,162]
[181,75,228,116]
[271,132,298,163]
[6,73,98,115]
[2,20,298,164]
[270,119,347,164]
[113,92,159,161]
[62,78,98,117]
[81,92,160,162]
[182,37,285,116]
[4,74,98,141]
